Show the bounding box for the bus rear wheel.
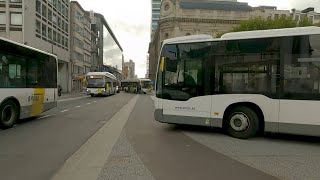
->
[0,100,19,129]
[226,106,259,139]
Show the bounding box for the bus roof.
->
[0,37,57,59]
[140,78,151,82]
[221,26,320,40]
[161,27,320,47]
[86,72,117,80]
[121,78,141,83]
[163,34,213,45]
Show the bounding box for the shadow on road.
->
[161,123,320,144]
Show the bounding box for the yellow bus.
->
[85,72,117,97]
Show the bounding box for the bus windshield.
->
[142,81,151,88]
[87,77,105,88]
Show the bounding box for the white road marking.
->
[75,106,81,108]
[93,101,97,103]
[61,109,69,113]
[58,96,88,102]
[37,115,52,120]
[86,103,91,105]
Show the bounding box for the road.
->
[0,93,135,180]
[1,93,320,180]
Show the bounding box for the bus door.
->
[105,80,111,94]
[160,43,212,126]
[279,35,320,135]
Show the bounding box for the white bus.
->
[154,26,320,139]
[140,78,152,94]
[0,37,58,129]
[85,72,117,97]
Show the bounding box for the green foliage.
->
[298,16,313,27]
[314,22,320,27]
[218,16,316,37]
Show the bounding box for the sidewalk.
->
[58,92,87,100]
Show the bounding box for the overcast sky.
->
[76,0,319,78]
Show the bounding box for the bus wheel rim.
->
[1,105,14,123]
[230,112,249,132]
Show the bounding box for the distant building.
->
[101,65,123,81]
[122,66,129,79]
[91,13,123,72]
[124,60,135,79]
[87,11,99,72]
[146,55,150,78]
[151,0,161,38]
[0,0,71,92]
[292,7,320,24]
[70,1,92,92]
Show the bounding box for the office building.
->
[91,13,123,73]
[151,0,161,38]
[0,0,71,92]
[124,60,135,79]
[70,1,92,92]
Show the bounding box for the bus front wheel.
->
[226,106,259,139]
[0,100,19,129]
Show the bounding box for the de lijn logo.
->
[28,94,42,102]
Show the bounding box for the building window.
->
[36,20,40,34]
[0,12,6,25]
[57,33,60,44]
[61,20,64,31]
[36,0,41,14]
[48,0,53,4]
[48,27,52,40]
[10,0,22,2]
[42,24,46,37]
[58,17,61,28]
[186,33,191,36]
[53,0,57,9]
[10,12,22,25]
[65,37,68,48]
[274,14,279,19]
[74,23,83,35]
[65,21,68,32]
[75,11,83,22]
[48,9,52,22]
[42,4,47,18]
[58,0,61,13]
[61,35,64,47]
[52,14,57,24]
[61,4,65,16]
[53,30,56,42]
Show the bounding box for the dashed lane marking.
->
[37,115,52,120]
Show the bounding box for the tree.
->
[217,16,315,37]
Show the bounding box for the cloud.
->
[74,0,151,78]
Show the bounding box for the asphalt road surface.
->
[1,93,320,180]
[0,93,134,180]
